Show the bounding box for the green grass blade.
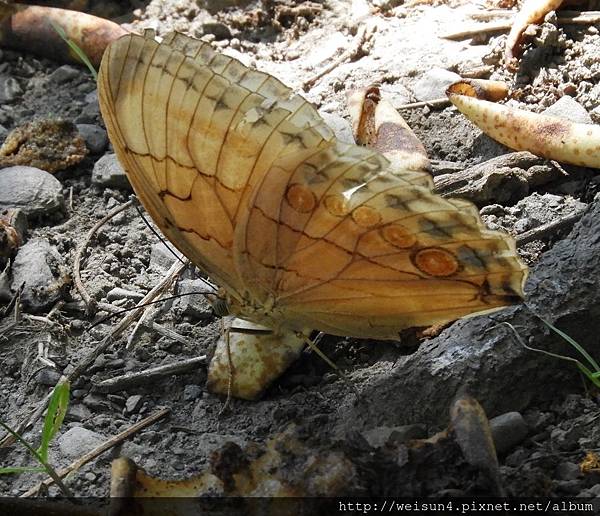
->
[48,19,98,80]
[0,421,46,467]
[539,317,600,373]
[0,420,72,496]
[0,466,45,475]
[37,380,70,462]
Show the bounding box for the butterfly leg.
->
[206,318,306,400]
[216,319,235,416]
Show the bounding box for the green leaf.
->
[37,380,70,463]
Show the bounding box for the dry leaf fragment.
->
[447,87,600,169]
[450,394,503,495]
[0,208,25,261]
[347,84,431,175]
[505,0,564,70]
[0,119,87,172]
[580,451,600,473]
[109,425,355,508]
[206,319,306,400]
[447,79,509,102]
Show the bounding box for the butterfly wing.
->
[98,30,333,299]
[239,139,527,338]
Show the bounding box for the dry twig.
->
[94,356,207,393]
[516,211,585,246]
[302,22,373,90]
[73,199,135,314]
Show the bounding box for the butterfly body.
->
[98,30,527,399]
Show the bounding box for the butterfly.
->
[98,30,527,399]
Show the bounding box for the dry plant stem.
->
[0,5,127,67]
[21,407,171,497]
[302,23,370,90]
[127,299,163,350]
[94,356,206,393]
[73,199,135,313]
[397,98,450,110]
[441,21,512,40]
[442,11,600,40]
[0,260,187,449]
[516,210,585,246]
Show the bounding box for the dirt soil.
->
[2,0,600,506]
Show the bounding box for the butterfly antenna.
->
[134,203,186,265]
[301,334,360,398]
[134,202,219,295]
[86,292,216,331]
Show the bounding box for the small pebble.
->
[76,124,108,154]
[183,384,203,401]
[0,166,65,216]
[126,394,144,414]
[91,154,131,190]
[554,461,580,481]
[34,368,61,386]
[413,68,460,102]
[11,238,70,312]
[58,427,104,460]
[49,65,80,84]
[489,411,529,454]
[0,76,23,104]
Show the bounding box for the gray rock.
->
[201,22,232,40]
[413,68,460,102]
[0,76,23,104]
[58,427,104,459]
[489,412,529,454]
[49,65,80,84]
[0,166,65,216]
[0,123,7,141]
[65,403,93,423]
[125,394,144,414]
[513,218,531,233]
[202,0,252,14]
[554,461,580,481]
[150,241,183,271]
[91,154,131,189]
[76,124,108,154]
[581,483,600,497]
[361,424,426,448]
[176,278,213,319]
[183,384,203,401]
[106,287,144,302]
[319,112,354,144]
[85,90,98,104]
[83,393,109,411]
[542,96,592,124]
[550,425,584,451]
[11,238,70,312]
[75,101,100,124]
[34,368,62,386]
